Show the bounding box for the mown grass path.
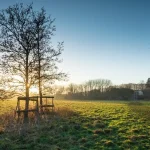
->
[0,100,150,150]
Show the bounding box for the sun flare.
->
[30,87,38,93]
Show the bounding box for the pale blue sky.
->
[1,0,150,85]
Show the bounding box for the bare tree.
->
[0,75,24,100]
[32,8,67,104]
[67,83,77,94]
[139,80,145,90]
[0,3,67,120]
[0,3,36,120]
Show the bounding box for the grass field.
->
[0,100,150,150]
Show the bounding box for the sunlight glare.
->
[30,86,38,94]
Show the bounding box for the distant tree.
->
[93,79,112,92]
[146,78,150,88]
[65,79,112,100]
[67,83,77,94]
[139,80,145,90]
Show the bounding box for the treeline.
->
[52,79,137,100]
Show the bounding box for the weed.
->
[93,129,104,134]
[104,140,114,146]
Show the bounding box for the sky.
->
[1,0,150,85]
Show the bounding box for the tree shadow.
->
[1,103,150,150]
[0,107,120,150]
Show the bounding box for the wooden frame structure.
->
[40,96,54,112]
[15,96,54,117]
[15,96,39,118]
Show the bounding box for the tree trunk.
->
[39,59,42,106]
[37,28,42,107]
[24,53,29,122]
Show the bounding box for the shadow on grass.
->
[0,106,121,150]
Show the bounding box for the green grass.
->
[0,100,150,150]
